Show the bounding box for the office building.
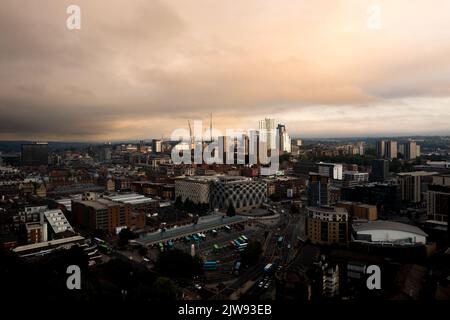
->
[72,198,145,233]
[306,206,349,244]
[342,182,400,207]
[25,222,47,244]
[376,140,385,159]
[175,176,218,204]
[258,118,277,151]
[343,171,369,187]
[372,159,389,182]
[317,162,343,180]
[385,141,398,159]
[21,208,74,243]
[210,176,267,213]
[21,142,48,166]
[98,144,112,162]
[308,173,330,206]
[293,160,318,178]
[152,139,162,153]
[43,209,74,235]
[427,175,450,225]
[404,141,418,160]
[376,139,397,159]
[397,171,437,203]
[277,124,291,153]
[336,201,377,220]
[355,141,365,155]
[214,135,244,164]
[398,143,405,156]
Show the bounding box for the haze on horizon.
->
[1,0,450,142]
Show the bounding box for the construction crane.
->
[187,120,193,149]
[210,113,213,142]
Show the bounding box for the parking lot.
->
[148,222,261,257]
[136,214,248,246]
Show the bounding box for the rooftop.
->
[104,193,156,205]
[75,198,118,210]
[306,206,348,214]
[353,221,427,237]
[396,171,438,177]
[178,175,221,183]
[44,209,74,234]
[12,235,85,254]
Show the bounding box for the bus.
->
[98,243,112,254]
[93,237,106,245]
[203,261,218,270]
[234,261,241,275]
[277,236,284,246]
[236,242,248,252]
[264,263,273,273]
[237,242,248,249]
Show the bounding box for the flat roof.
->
[103,193,157,205]
[353,221,427,237]
[74,199,117,210]
[12,235,85,253]
[306,206,348,214]
[396,171,438,176]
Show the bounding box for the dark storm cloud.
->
[1,0,450,140]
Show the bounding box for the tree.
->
[102,258,134,289]
[155,249,203,279]
[226,203,236,217]
[174,195,183,209]
[241,241,262,266]
[184,198,194,212]
[118,228,138,247]
[151,277,179,301]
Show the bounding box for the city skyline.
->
[2,0,450,308]
[2,0,450,141]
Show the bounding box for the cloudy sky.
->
[1,0,450,141]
